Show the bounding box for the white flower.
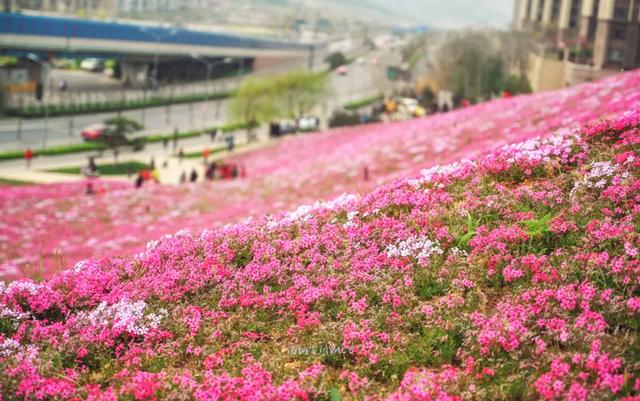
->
[76,299,167,336]
[386,236,443,263]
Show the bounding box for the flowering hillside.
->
[3,71,640,282]
[1,109,640,400]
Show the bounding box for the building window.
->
[613,7,629,20]
[611,27,626,40]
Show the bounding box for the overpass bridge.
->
[0,12,316,87]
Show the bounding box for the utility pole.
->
[27,53,50,149]
[139,27,178,91]
[308,44,315,70]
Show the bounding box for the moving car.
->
[336,65,349,75]
[81,123,108,141]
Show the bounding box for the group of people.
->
[179,161,246,184]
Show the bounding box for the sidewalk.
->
[0,130,276,186]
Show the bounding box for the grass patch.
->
[48,161,150,176]
[0,177,34,186]
[344,94,384,111]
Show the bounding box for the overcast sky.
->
[354,0,515,28]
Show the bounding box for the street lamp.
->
[189,54,233,120]
[189,54,233,85]
[139,26,178,90]
[27,53,50,149]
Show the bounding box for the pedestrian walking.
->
[203,147,210,163]
[179,171,187,184]
[162,138,169,153]
[205,162,217,181]
[24,148,34,168]
[172,127,179,151]
[190,168,198,183]
[150,157,156,170]
[135,173,144,189]
[226,136,235,152]
[86,180,95,195]
[178,148,185,164]
[210,127,218,142]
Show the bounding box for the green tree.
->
[275,69,329,120]
[230,70,328,139]
[229,76,280,142]
[99,116,144,164]
[325,52,347,70]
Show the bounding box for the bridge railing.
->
[7,76,243,113]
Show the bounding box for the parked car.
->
[80,58,105,72]
[297,116,320,132]
[278,119,298,135]
[81,123,108,141]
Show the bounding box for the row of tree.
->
[229,68,329,140]
[428,30,533,104]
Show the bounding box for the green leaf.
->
[328,388,342,401]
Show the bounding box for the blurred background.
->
[1,0,639,279]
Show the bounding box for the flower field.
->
[2,70,640,282]
[2,103,640,399]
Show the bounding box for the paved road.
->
[0,47,386,152]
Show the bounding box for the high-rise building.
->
[513,0,640,88]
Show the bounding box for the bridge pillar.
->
[120,59,149,88]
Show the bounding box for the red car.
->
[336,65,349,75]
[81,123,108,141]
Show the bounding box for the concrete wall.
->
[527,52,566,91]
[565,61,620,84]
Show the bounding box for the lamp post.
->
[27,53,50,149]
[138,26,178,90]
[189,54,233,122]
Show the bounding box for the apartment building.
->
[514,0,640,89]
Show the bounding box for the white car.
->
[297,116,319,132]
[80,58,105,72]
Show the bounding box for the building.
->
[513,0,640,89]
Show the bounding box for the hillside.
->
[1,107,640,399]
[2,70,640,282]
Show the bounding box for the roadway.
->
[0,47,392,153]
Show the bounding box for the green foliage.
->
[47,161,150,176]
[97,117,144,158]
[414,268,447,300]
[502,74,532,95]
[229,76,281,129]
[230,69,328,130]
[325,52,347,70]
[327,388,342,401]
[435,31,532,102]
[523,213,552,238]
[275,69,329,119]
[344,94,383,111]
[0,178,33,186]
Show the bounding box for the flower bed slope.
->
[2,111,640,400]
[2,70,640,281]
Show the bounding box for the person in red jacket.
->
[24,149,34,168]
